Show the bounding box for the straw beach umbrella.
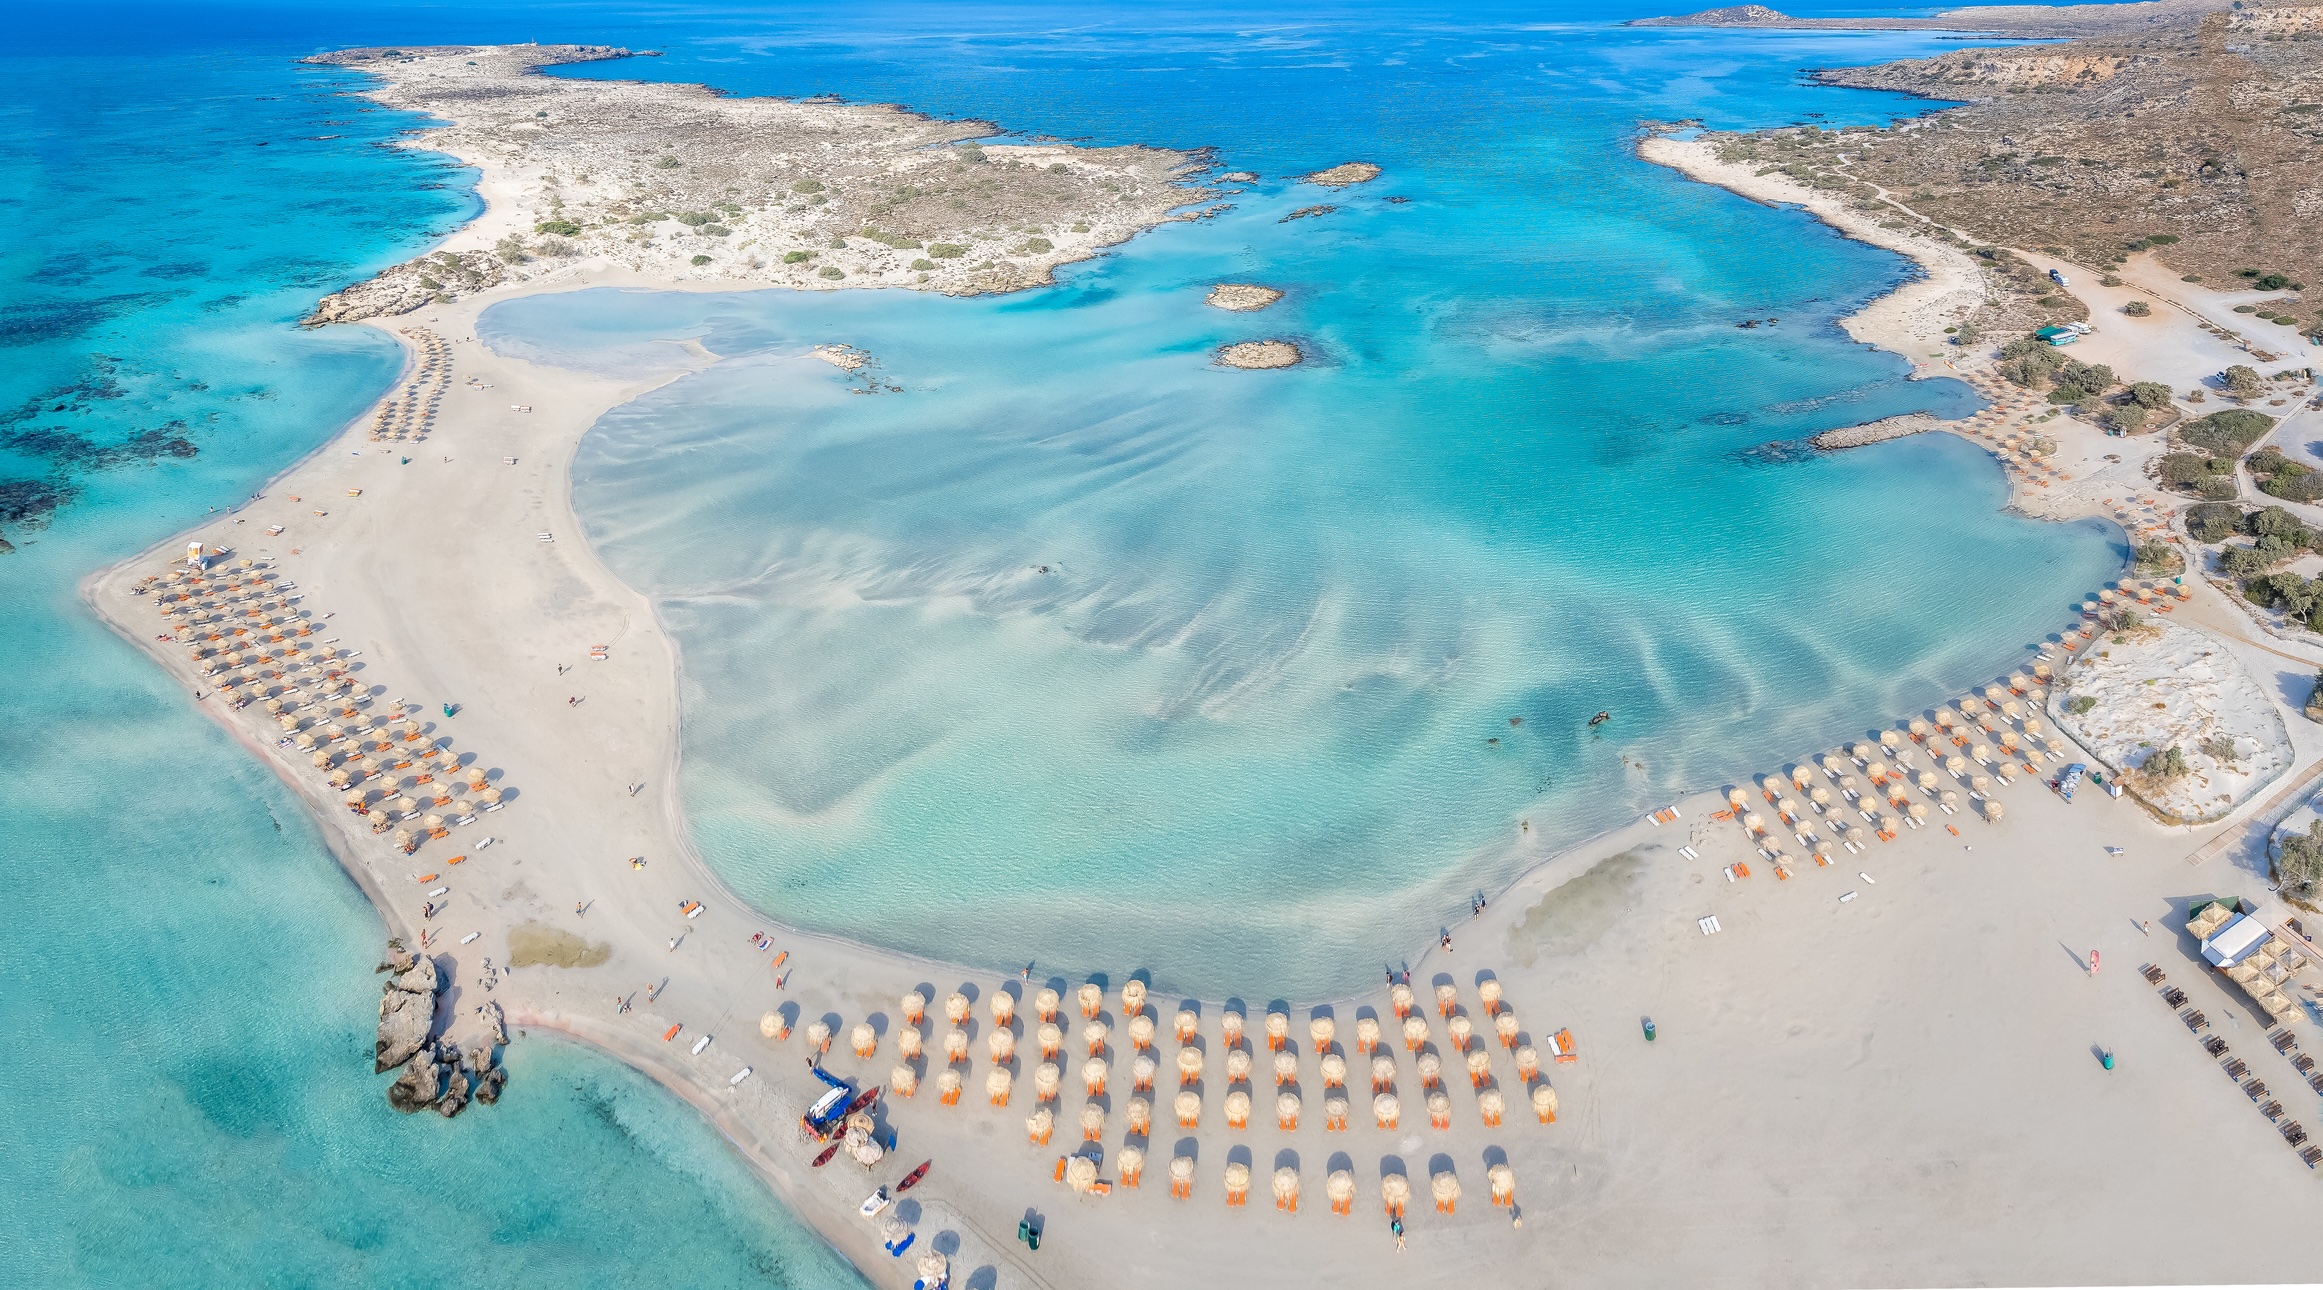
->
[1278,1090,1301,1130]
[1388,983,1415,1018]
[1465,1048,1493,1087]
[991,992,1015,1026]
[1478,980,1504,1015]
[1488,1163,1516,1207]
[1264,1010,1290,1051]
[1128,1095,1153,1135]
[1026,1106,1053,1144]
[1119,1145,1145,1188]
[1515,1045,1540,1081]
[1221,1009,1246,1047]
[1080,1103,1105,1141]
[1078,983,1103,1018]
[1355,1016,1382,1053]
[1320,1053,1348,1088]
[1034,1062,1061,1101]
[760,1011,783,1039]
[891,1065,919,1098]
[851,1023,877,1059]
[945,992,970,1026]
[1224,1089,1252,1129]
[936,1069,963,1106]
[1435,984,1459,1017]
[1034,987,1059,1022]
[1083,1057,1107,1096]
[1327,1169,1357,1216]
[1175,1008,1199,1044]
[1416,1052,1443,1089]
[1084,1020,1109,1056]
[1431,1170,1461,1214]
[1128,1014,1156,1052]
[1121,979,1148,1017]
[1065,1154,1099,1192]
[1374,1092,1401,1129]
[1132,1052,1157,1091]
[1532,1083,1560,1123]
[1982,800,2005,822]
[1371,1053,1397,1091]
[898,1027,923,1060]
[1478,1087,1505,1126]
[1169,1154,1196,1199]
[1402,1016,1429,1051]
[1382,1173,1411,1219]
[1178,1046,1204,1085]
[917,1252,947,1287]
[1273,1051,1298,1086]
[1223,1161,1251,1207]
[1037,1022,1062,1060]
[986,1068,1013,1106]
[1427,1089,1452,1129]
[1446,1015,1473,1050]
[943,1029,969,1064]
[806,1021,832,1055]
[1325,1092,1351,1131]
[1176,1090,1202,1128]
[1225,1047,1253,1083]
[901,991,927,1028]
[987,1029,1015,1063]
[1309,1016,1336,1051]
[1273,1166,1301,1212]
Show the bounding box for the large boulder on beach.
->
[376,987,435,1072]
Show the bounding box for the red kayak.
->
[895,1161,931,1193]
[811,1142,841,1168]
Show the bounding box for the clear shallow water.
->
[0,34,858,1290]
[486,18,2127,996]
[3,2,2114,1280]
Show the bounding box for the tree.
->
[2128,381,2172,409]
[2279,820,2323,899]
[2184,502,2244,543]
[2224,364,2264,398]
[2101,404,2149,432]
[2181,408,2276,455]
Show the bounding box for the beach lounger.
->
[2142,964,2166,984]
[1697,916,1721,936]
[2224,1059,2248,1080]
[1838,891,1857,903]
[2184,1010,2209,1032]
[2203,1036,2228,1058]
[2164,987,2189,1009]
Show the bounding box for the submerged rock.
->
[1217,340,1302,371]
[1205,284,1284,312]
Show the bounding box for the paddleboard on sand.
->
[730,1066,754,1086]
[691,1034,712,1055]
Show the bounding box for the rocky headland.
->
[377,939,507,1116]
[303,44,1212,322]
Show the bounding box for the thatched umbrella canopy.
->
[991,992,1015,1026]
[1426,1089,1452,1127]
[1995,762,2018,782]
[1278,1090,1302,1131]
[1224,1089,1252,1127]
[897,1026,923,1060]
[1971,774,1991,794]
[1791,764,1815,787]
[1477,979,1504,1014]
[2023,717,2046,738]
[1464,1048,1492,1087]
[987,1029,1015,1063]
[1850,742,1873,761]
[1434,983,1459,1016]
[1982,800,2006,822]
[1388,983,1414,1018]
[1416,1052,1443,1088]
[1401,1016,1429,1051]
[423,814,445,831]
[1082,1056,1107,1095]
[452,800,474,816]
[1078,983,1103,1018]
[1066,1154,1099,1193]
[1272,1050,1298,1085]
[806,1021,832,1054]
[1273,1165,1300,1211]
[1478,1087,1506,1126]
[1128,1014,1156,1051]
[945,992,971,1025]
[1382,1173,1411,1217]
[1223,1161,1252,1204]
[1309,1016,1336,1050]
[1175,1008,1200,1043]
[916,1252,947,1286]
[392,829,414,851]
[1945,754,1967,775]
[1494,1012,1520,1048]
[1726,786,1747,807]
[936,1068,964,1106]
[1320,1053,1347,1088]
[1913,771,1936,792]
[1083,1020,1110,1055]
[1940,789,1959,809]
[1121,979,1148,1016]
[1369,1051,1398,1090]
[1446,1014,1473,1050]
[1033,1062,1062,1100]
[1838,775,1858,797]
[1743,812,1764,833]
[1221,1010,1246,1047]
[479,787,502,805]
[1037,1022,1062,1059]
[891,1065,919,1098]
[1128,1095,1153,1135]
[1175,1089,1202,1128]
[1970,742,1993,763]
[850,1023,877,1058]
[986,1068,1013,1105]
[1355,1015,1382,1053]
[1080,1103,1106,1141]
[395,793,420,814]
[1515,1045,1540,1080]
[1169,1154,1196,1197]
[1177,1046,1204,1085]
[1025,1106,1053,1144]
[1131,1052,1158,1090]
[1809,786,1831,808]
[1908,718,1929,738]
[1327,1168,1357,1215]
[1264,1010,1290,1050]
[1034,987,1060,1022]
[1374,1092,1401,1128]
[1532,1082,1559,1122]
[1488,1163,1516,1206]
[942,1028,969,1063]
[760,1012,782,1039]
[1908,802,1929,823]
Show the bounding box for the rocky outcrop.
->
[375,944,440,1072]
[1811,413,1940,451]
[1626,5,1792,26]
[1205,284,1283,312]
[466,1045,508,1106]
[308,251,508,326]
[1300,162,1381,189]
[388,1043,449,1112]
[1217,340,1302,370]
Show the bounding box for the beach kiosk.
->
[2188,899,2308,1024]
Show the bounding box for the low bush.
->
[782,250,816,264]
[533,219,581,236]
[2157,451,2232,487]
[2183,502,2244,543]
[818,266,845,279]
[791,178,824,194]
[689,254,711,266]
[927,243,967,259]
[2181,408,2276,456]
[2122,300,2151,317]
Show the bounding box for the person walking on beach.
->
[1440,928,1453,952]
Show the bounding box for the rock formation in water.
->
[375,943,439,1072]
[1217,340,1302,370]
[1206,284,1284,312]
[375,939,508,1114]
[1301,162,1381,188]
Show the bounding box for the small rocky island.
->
[1206,283,1284,312]
[377,939,507,1116]
[1301,162,1382,189]
[1217,340,1302,370]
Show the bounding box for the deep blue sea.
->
[2,2,2117,1282]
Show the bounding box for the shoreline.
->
[69,43,2323,1289]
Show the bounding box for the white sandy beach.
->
[75,49,2323,1290]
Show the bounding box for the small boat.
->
[811,1142,842,1168]
[662,1024,682,1042]
[729,1066,754,1087]
[427,886,449,898]
[895,1160,932,1192]
[414,873,437,883]
[458,931,480,945]
[691,1034,712,1056]
[446,854,465,865]
[860,1186,892,1218]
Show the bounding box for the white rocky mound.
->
[2051,621,2290,823]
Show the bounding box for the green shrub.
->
[2184,502,2244,543]
[2127,381,2172,410]
[2281,820,2323,899]
[2182,408,2276,455]
[818,266,844,279]
[791,179,824,194]
[782,250,816,264]
[1020,236,1052,253]
[675,212,714,226]
[534,219,582,236]
[2122,300,2151,317]
[2158,452,2230,487]
[927,243,967,259]
[910,258,937,270]
[689,254,711,266]
[2133,540,2180,573]
[956,145,986,165]
[2144,745,2190,777]
[2253,449,2323,502]
[2224,365,2264,398]
[655,155,681,169]
[2198,475,2241,500]
[2100,404,2148,432]
[2067,695,2098,715]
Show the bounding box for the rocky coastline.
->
[377,939,508,1116]
[1811,412,1942,450]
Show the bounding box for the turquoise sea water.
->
[4,2,2114,1282]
